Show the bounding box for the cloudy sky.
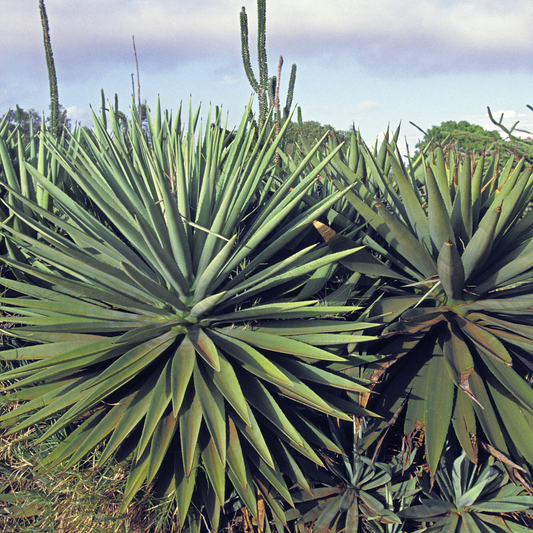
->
[3,0,533,148]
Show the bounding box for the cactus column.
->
[39,0,59,138]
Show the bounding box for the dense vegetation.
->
[2,1,533,532]
[415,120,503,153]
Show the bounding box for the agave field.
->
[2,1,533,532]
[0,94,533,532]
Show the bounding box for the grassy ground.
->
[0,425,181,533]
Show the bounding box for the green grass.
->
[0,420,182,533]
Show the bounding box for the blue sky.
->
[3,0,533,149]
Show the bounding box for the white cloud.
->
[355,101,380,113]
[65,105,92,125]
[266,0,533,49]
[1,0,243,76]
[3,0,533,81]
[217,75,243,85]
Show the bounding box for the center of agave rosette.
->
[386,289,480,336]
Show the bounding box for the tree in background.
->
[414,119,533,165]
[415,120,503,154]
[283,119,348,154]
[1,107,42,137]
[1,105,70,140]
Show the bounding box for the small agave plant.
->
[0,100,379,530]
[314,134,533,479]
[284,418,418,533]
[400,448,533,532]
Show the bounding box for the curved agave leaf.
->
[426,164,455,252]
[437,238,465,301]
[0,101,377,528]
[461,204,501,282]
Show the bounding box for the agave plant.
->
[400,448,533,532]
[0,103,95,237]
[285,418,418,533]
[0,99,380,530]
[312,135,533,479]
[0,112,49,222]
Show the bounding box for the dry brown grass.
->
[0,428,181,533]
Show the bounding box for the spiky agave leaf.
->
[315,137,533,479]
[0,100,379,529]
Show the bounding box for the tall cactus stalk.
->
[39,0,60,137]
[240,3,267,130]
[274,56,283,135]
[132,35,143,123]
[284,62,297,120]
[240,0,296,134]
